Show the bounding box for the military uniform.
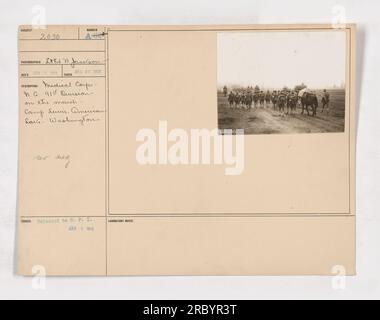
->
[322,90,330,113]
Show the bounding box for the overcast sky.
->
[217,30,346,89]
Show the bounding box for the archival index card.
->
[18,25,356,276]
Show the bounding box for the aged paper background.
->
[17,24,356,276]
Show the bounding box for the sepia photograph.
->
[217,30,347,134]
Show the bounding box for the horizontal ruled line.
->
[20,76,105,78]
[20,50,105,53]
[19,39,105,41]
[19,63,106,66]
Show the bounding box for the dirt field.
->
[218,89,345,134]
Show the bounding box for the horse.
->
[244,94,253,110]
[234,94,242,109]
[301,92,318,116]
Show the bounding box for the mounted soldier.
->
[234,92,242,108]
[245,92,253,110]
